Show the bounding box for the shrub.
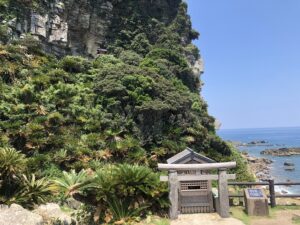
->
[145,48,188,69]
[0,148,53,208]
[107,197,148,223]
[16,34,43,55]
[189,29,200,40]
[60,56,91,73]
[68,164,169,224]
[93,54,122,68]
[14,174,52,209]
[90,164,168,223]
[130,33,151,56]
[52,169,91,197]
[226,145,255,182]
[184,44,199,60]
[0,0,9,8]
[0,147,27,184]
[0,25,9,44]
[119,50,142,66]
[54,164,168,223]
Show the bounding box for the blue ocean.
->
[218,127,300,194]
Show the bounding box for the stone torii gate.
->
[158,161,236,219]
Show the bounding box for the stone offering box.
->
[244,188,269,216]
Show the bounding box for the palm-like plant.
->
[0,147,27,181]
[51,169,92,197]
[107,197,148,223]
[101,129,123,151]
[0,147,27,198]
[114,164,160,195]
[93,164,168,223]
[14,174,52,209]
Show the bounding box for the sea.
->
[218,127,300,194]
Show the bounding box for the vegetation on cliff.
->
[0,0,253,223]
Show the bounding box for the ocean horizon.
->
[219,126,300,130]
[218,126,300,194]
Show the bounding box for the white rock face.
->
[9,0,112,57]
[192,58,204,77]
[0,204,43,225]
[33,203,73,225]
[48,15,68,43]
[30,13,48,38]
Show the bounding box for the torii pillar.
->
[218,168,230,218]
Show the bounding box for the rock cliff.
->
[3,0,185,58]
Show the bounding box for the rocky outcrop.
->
[0,204,43,225]
[241,152,273,181]
[4,0,182,58]
[34,203,74,224]
[0,203,74,225]
[234,140,274,147]
[65,198,82,209]
[261,148,300,156]
[8,0,114,57]
[248,140,268,145]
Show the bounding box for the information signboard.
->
[244,188,269,216]
[247,189,264,198]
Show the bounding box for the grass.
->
[271,205,300,211]
[292,215,300,224]
[230,206,251,225]
[151,218,170,225]
[59,205,74,213]
[136,215,170,225]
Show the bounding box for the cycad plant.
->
[113,164,161,199]
[0,147,27,181]
[0,147,27,197]
[51,169,92,197]
[107,197,148,223]
[0,148,54,208]
[89,164,168,223]
[14,174,52,209]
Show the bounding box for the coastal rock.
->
[233,140,273,147]
[0,204,43,225]
[284,161,295,170]
[244,155,273,181]
[248,140,268,145]
[284,161,295,166]
[261,148,300,156]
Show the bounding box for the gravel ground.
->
[170,213,245,225]
[250,209,300,225]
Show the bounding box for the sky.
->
[187,0,300,129]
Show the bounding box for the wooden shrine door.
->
[179,180,214,213]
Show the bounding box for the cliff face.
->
[0,0,253,186]
[5,0,181,57]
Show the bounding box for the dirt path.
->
[250,209,300,225]
[170,213,245,225]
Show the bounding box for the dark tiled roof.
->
[166,147,216,164]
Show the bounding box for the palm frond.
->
[51,169,92,197]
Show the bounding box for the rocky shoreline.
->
[230,140,282,147]
[241,151,273,181]
[261,147,300,156]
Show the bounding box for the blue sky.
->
[187,0,300,129]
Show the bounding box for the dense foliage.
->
[0,37,239,169]
[0,0,253,222]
